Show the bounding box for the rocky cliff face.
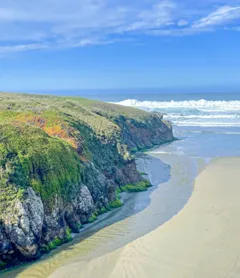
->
[117,114,173,150]
[0,93,174,269]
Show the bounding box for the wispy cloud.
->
[177,20,189,27]
[123,0,176,31]
[1,0,240,53]
[0,43,47,54]
[193,5,240,28]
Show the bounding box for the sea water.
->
[48,90,240,159]
[3,91,240,278]
[109,92,240,160]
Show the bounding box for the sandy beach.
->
[3,152,197,278]
[50,157,240,278]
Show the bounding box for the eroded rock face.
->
[0,225,12,256]
[65,185,94,232]
[84,163,115,204]
[117,114,173,150]
[42,197,66,243]
[0,109,174,268]
[1,188,44,259]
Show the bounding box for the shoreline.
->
[1,152,172,277]
[2,149,197,278]
[50,157,240,278]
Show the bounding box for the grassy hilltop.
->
[0,92,173,269]
[0,93,147,202]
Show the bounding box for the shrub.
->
[131,147,138,153]
[0,260,6,270]
[42,237,63,253]
[121,181,152,193]
[41,227,73,253]
[88,212,98,223]
[109,199,123,209]
[138,171,148,176]
[97,207,108,215]
[66,227,72,241]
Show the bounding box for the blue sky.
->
[0,0,240,92]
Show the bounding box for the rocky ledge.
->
[0,92,173,270]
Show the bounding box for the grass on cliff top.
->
[0,92,151,124]
[0,124,82,211]
[0,92,164,148]
[0,92,158,212]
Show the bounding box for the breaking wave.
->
[114,99,240,127]
[116,99,240,112]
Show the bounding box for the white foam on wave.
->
[149,150,174,155]
[114,99,240,127]
[174,122,240,127]
[166,114,239,119]
[190,130,240,135]
[116,99,240,112]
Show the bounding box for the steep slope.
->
[0,92,173,269]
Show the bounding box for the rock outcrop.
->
[0,92,174,269]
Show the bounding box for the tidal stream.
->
[2,143,199,278]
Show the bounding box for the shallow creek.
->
[2,143,200,278]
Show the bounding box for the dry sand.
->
[50,157,240,278]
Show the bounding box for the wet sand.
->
[50,157,240,278]
[2,152,198,278]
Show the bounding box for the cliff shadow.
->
[2,154,171,278]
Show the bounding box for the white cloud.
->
[0,0,178,52]
[193,5,240,28]
[1,1,240,53]
[177,19,189,27]
[0,43,47,54]
[125,0,176,31]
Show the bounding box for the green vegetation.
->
[116,187,121,194]
[97,207,108,215]
[138,171,148,176]
[41,229,72,253]
[0,92,149,142]
[131,147,138,153]
[88,212,98,223]
[0,92,155,213]
[120,181,152,193]
[41,238,64,253]
[115,187,121,199]
[0,125,82,212]
[0,260,7,270]
[66,227,72,241]
[0,92,171,268]
[47,238,63,250]
[109,198,123,209]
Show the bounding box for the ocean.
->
[111,92,240,160]
[54,90,240,160]
[4,91,239,278]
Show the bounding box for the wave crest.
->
[114,99,240,127]
[115,99,240,112]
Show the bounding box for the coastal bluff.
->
[0,92,173,269]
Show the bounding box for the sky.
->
[0,0,240,92]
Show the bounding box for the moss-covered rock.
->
[88,212,98,223]
[109,199,123,209]
[0,92,173,269]
[120,181,152,192]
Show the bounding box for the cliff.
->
[0,92,173,269]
